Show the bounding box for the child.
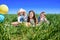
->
[38,12,49,24]
[11,8,27,26]
[26,10,38,26]
[18,8,27,23]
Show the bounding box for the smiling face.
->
[29,12,34,19]
[40,12,46,18]
[40,13,45,18]
[18,11,26,16]
[20,11,25,15]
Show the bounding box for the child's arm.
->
[44,18,49,24]
[36,18,38,24]
[18,16,20,23]
[26,22,31,27]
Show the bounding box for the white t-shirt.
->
[18,15,27,23]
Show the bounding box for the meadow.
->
[0,14,60,40]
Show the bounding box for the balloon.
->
[0,14,5,23]
[0,4,9,14]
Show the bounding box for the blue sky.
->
[0,0,60,14]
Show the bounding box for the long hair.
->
[27,10,36,24]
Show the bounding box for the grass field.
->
[0,14,60,40]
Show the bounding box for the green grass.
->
[0,14,60,40]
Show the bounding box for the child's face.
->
[20,11,25,15]
[40,13,45,18]
[29,12,34,19]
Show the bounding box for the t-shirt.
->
[30,19,35,26]
[38,16,49,24]
[18,15,27,23]
[38,17,40,22]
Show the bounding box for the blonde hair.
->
[40,11,46,16]
[17,8,26,16]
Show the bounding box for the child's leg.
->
[11,22,19,26]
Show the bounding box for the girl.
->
[18,8,27,23]
[38,12,49,24]
[26,10,38,26]
[11,8,27,26]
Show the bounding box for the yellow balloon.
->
[0,4,9,14]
